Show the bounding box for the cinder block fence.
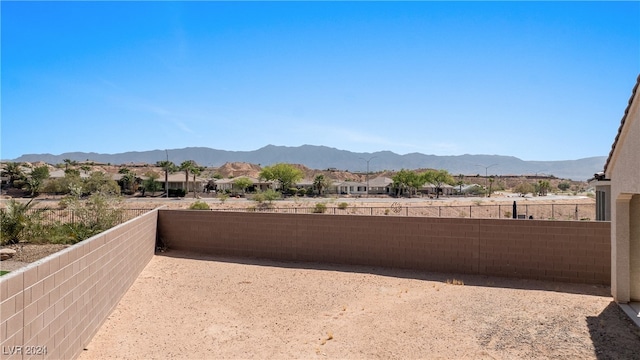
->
[158,210,611,284]
[1,209,610,359]
[0,210,158,360]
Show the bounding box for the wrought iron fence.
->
[211,203,596,221]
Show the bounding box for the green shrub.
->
[0,199,47,245]
[298,188,307,196]
[313,203,327,213]
[252,193,266,203]
[263,189,281,202]
[337,202,348,210]
[558,181,571,191]
[189,201,210,210]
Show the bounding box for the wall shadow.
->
[587,301,640,359]
[157,250,610,297]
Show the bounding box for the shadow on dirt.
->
[587,301,640,360]
[157,249,611,297]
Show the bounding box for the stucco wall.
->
[158,210,611,284]
[630,195,640,300]
[0,210,158,360]
[608,78,640,302]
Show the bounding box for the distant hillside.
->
[11,145,606,180]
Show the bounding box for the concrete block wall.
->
[158,210,610,284]
[0,210,158,360]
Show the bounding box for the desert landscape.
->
[77,252,640,360]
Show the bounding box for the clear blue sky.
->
[2,1,639,161]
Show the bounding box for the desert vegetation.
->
[0,192,137,246]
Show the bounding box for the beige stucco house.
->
[604,75,640,317]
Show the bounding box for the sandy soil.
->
[0,244,70,272]
[78,251,640,360]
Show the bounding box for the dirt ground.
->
[0,243,70,272]
[78,251,640,360]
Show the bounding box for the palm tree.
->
[2,162,24,188]
[156,160,176,197]
[62,159,78,171]
[313,174,330,196]
[117,168,137,194]
[0,199,47,245]
[179,160,197,196]
[191,166,206,198]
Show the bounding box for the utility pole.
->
[165,149,169,199]
[475,163,498,197]
[359,156,377,197]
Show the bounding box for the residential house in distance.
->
[420,183,456,197]
[333,180,368,196]
[214,176,272,193]
[162,173,207,193]
[602,75,640,320]
[367,176,394,195]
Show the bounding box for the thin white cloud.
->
[174,120,195,134]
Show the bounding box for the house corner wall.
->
[630,195,640,301]
[608,78,640,303]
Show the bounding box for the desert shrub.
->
[288,188,299,196]
[337,202,349,210]
[42,178,70,195]
[313,203,327,213]
[263,189,281,202]
[189,201,210,210]
[297,188,307,196]
[504,211,512,218]
[252,193,266,203]
[0,199,47,245]
[558,181,571,191]
[31,223,78,245]
[218,194,229,203]
[513,182,535,197]
[84,172,120,195]
[56,191,124,243]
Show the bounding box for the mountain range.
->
[11,145,606,180]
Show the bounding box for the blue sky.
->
[2,1,639,161]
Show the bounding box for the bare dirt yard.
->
[78,251,640,360]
